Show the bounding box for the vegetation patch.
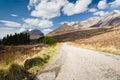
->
[24,57,44,70]
[39,36,56,45]
[0,64,32,80]
[0,44,59,80]
[70,26,120,55]
[2,33,30,45]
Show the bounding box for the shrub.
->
[39,37,56,45]
[7,64,28,80]
[43,53,50,62]
[0,64,30,80]
[0,70,7,80]
[24,57,44,70]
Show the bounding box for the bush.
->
[39,37,56,45]
[24,57,44,70]
[0,64,30,80]
[7,64,28,80]
[0,70,7,80]
[43,53,50,62]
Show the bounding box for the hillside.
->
[48,10,120,37]
[91,10,120,27]
[47,10,120,54]
[51,26,120,54]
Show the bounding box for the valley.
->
[1,8,120,80]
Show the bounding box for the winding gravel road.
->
[36,43,120,80]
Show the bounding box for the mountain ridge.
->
[23,29,44,40]
[47,10,120,36]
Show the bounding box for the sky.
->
[0,0,120,38]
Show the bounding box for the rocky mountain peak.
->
[110,10,120,15]
[47,10,120,36]
[23,29,44,40]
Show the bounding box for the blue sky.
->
[0,0,120,38]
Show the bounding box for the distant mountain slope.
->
[91,10,120,27]
[79,17,101,28]
[24,29,44,40]
[47,10,120,36]
[47,23,79,36]
[47,17,101,36]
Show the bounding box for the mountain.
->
[79,17,101,28]
[47,10,120,36]
[47,17,101,36]
[47,23,79,36]
[91,10,120,27]
[24,29,44,40]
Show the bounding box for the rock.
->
[35,71,56,80]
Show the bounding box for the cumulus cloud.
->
[0,28,18,38]
[38,20,53,28]
[11,14,18,17]
[61,21,78,26]
[110,0,120,8]
[19,27,26,32]
[28,0,92,18]
[97,0,108,9]
[62,0,92,16]
[93,11,109,17]
[23,18,53,28]
[28,0,67,19]
[0,20,21,27]
[42,28,53,34]
[24,18,39,27]
[27,0,41,10]
[88,8,97,12]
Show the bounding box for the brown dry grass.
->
[0,44,59,80]
[0,44,45,69]
[53,27,113,42]
[71,26,120,55]
[51,25,120,55]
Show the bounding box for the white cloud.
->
[110,0,120,8]
[62,0,92,16]
[11,14,18,17]
[97,0,108,9]
[88,8,97,12]
[0,20,21,27]
[38,20,53,28]
[0,28,18,38]
[24,18,39,27]
[42,28,53,34]
[28,0,92,18]
[61,21,78,26]
[27,0,41,10]
[93,11,109,17]
[29,0,67,19]
[23,18,53,28]
[19,27,26,33]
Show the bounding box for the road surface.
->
[36,43,120,80]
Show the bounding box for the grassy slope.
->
[0,45,44,69]
[52,26,120,55]
[0,44,59,80]
[72,26,120,55]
